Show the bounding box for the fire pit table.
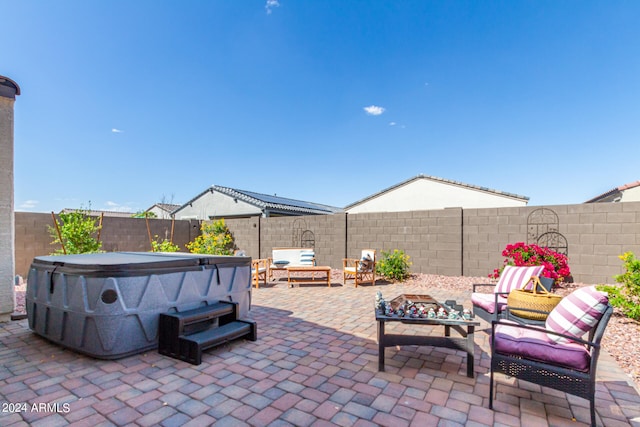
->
[375,294,480,378]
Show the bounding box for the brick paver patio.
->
[2,280,639,426]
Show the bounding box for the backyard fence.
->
[14,201,640,284]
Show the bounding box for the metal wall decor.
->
[536,231,568,256]
[300,230,315,249]
[527,208,559,243]
[527,208,568,256]
[291,219,306,247]
[291,219,315,248]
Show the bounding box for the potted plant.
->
[489,242,571,287]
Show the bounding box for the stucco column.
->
[0,75,20,322]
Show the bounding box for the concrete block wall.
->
[12,201,640,286]
[14,213,196,278]
[303,213,347,268]
[225,217,260,259]
[558,202,640,283]
[256,214,347,268]
[463,206,534,278]
[14,212,56,278]
[463,202,640,284]
[99,216,194,254]
[346,208,463,277]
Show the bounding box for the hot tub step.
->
[158,301,257,365]
[179,320,257,365]
[166,302,236,327]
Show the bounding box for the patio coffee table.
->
[376,294,480,378]
[286,266,332,287]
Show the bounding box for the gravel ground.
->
[12,271,640,390]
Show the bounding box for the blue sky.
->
[3,1,639,213]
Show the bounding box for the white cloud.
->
[389,122,396,126]
[364,105,385,116]
[111,128,123,133]
[265,0,280,14]
[18,200,39,210]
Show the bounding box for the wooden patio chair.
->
[343,249,376,287]
[251,258,269,288]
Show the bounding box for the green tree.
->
[186,219,235,255]
[48,207,103,255]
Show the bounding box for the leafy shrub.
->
[376,249,411,281]
[186,219,235,255]
[132,211,157,218]
[48,207,103,255]
[597,251,640,320]
[490,242,571,282]
[151,235,180,252]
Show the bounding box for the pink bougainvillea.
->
[489,242,571,282]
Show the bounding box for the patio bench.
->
[268,247,315,280]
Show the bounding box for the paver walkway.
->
[1,280,639,426]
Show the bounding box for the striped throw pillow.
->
[494,265,545,295]
[300,251,315,266]
[545,286,609,344]
[358,254,373,272]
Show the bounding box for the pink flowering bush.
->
[489,242,571,282]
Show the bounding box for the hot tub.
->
[26,252,252,359]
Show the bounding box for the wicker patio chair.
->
[471,265,545,323]
[490,287,613,427]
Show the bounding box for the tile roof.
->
[178,185,341,216]
[344,174,529,209]
[151,203,181,213]
[584,180,640,203]
[213,185,342,215]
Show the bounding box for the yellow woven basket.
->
[507,276,563,320]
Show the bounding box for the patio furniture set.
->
[251,247,377,288]
[373,266,611,426]
[252,248,613,425]
[471,265,612,427]
[25,249,613,427]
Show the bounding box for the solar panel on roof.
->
[235,189,334,212]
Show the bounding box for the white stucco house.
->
[585,180,640,203]
[172,185,341,220]
[344,174,529,214]
[145,203,181,219]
